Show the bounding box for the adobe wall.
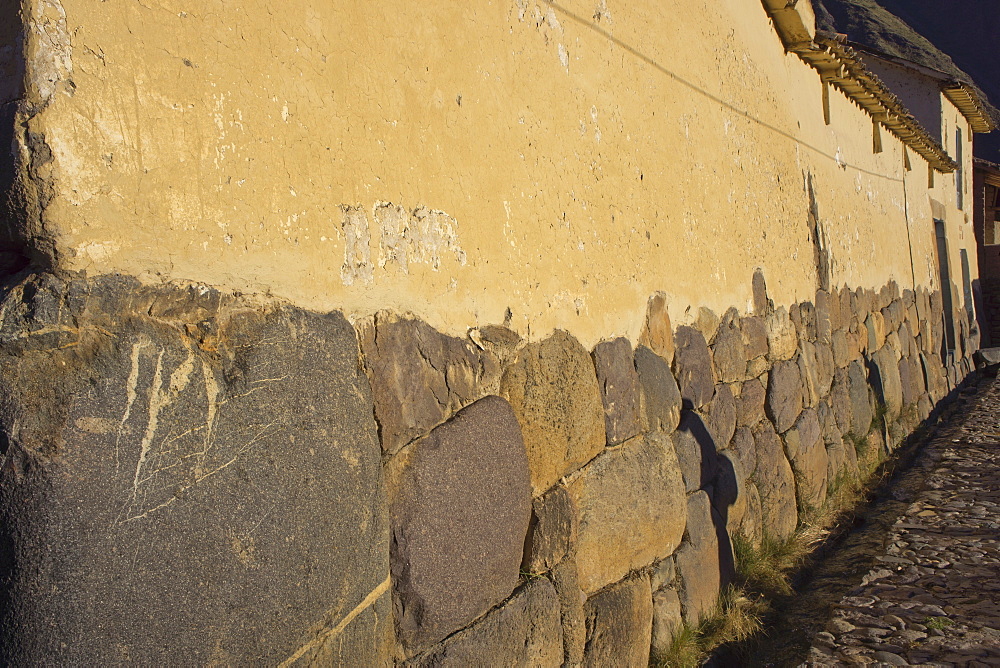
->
[0,0,985,664]
[5,0,978,346]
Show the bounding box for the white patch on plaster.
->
[75,240,120,264]
[26,0,73,107]
[339,206,375,286]
[558,44,569,70]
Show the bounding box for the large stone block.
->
[361,312,500,455]
[715,450,749,535]
[673,411,719,493]
[783,409,828,512]
[389,396,532,654]
[828,368,853,436]
[798,341,821,408]
[673,326,716,409]
[592,337,643,446]
[524,485,576,574]
[635,345,682,434]
[639,293,676,364]
[847,360,873,436]
[731,426,757,478]
[410,578,562,668]
[870,346,903,420]
[711,319,747,383]
[703,383,737,450]
[651,588,684,658]
[675,490,732,624]
[898,356,923,408]
[0,275,392,666]
[551,558,586,666]
[737,377,766,428]
[815,290,833,342]
[568,434,687,593]
[831,329,850,368]
[766,360,803,433]
[765,307,799,362]
[814,340,835,398]
[740,315,770,361]
[583,575,653,668]
[500,330,606,496]
[750,421,798,539]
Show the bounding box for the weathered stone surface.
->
[765,307,799,362]
[568,434,686,593]
[673,411,719,493]
[751,420,798,539]
[639,293,676,364]
[525,486,576,574]
[831,329,850,368]
[703,383,737,450]
[847,360,873,436]
[500,330,606,495]
[411,579,561,667]
[975,347,1000,367]
[0,275,392,665]
[362,312,499,455]
[390,396,532,653]
[635,345,682,434]
[650,557,676,592]
[731,426,757,478]
[783,409,828,512]
[752,268,772,315]
[551,558,586,666]
[583,575,653,668]
[920,352,947,401]
[695,306,721,344]
[767,360,804,433]
[870,346,903,420]
[814,340,835,397]
[711,320,747,383]
[798,341,821,408]
[898,356,923,408]
[737,481,764,545]
[737,377,766,427]
[782,407,821,461]
[898,321,918,359]
[674,325,716,409]
[715,450,748,534]
[592,337,643,446]
[829,368,853,436]
[741,315,770,360]
[676,491,729,624]
[746,354,769,379]
[651,588,683,658]
[865,311,887,353]
[791,301,817,342]
[881,301,904,333]
[886,330,902,361]
[815,290,833,341]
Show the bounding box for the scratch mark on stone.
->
[116,340,147,471]
[131,348,165,494]
[277,574,392,667]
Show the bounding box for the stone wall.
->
[0,268,977,665]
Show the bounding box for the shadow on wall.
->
[678,405,737,594]
[1,0,31,278]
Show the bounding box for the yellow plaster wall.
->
[12,0,977,345]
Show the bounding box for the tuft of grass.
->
[650,586,763,668]
[925,616,954,631]
[733,532,798,599]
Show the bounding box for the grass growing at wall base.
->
[650,586,763,668]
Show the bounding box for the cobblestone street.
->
[803,377,1000,667]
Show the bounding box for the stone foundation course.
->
[0,271,978,664]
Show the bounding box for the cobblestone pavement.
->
[803,379,1000,667]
